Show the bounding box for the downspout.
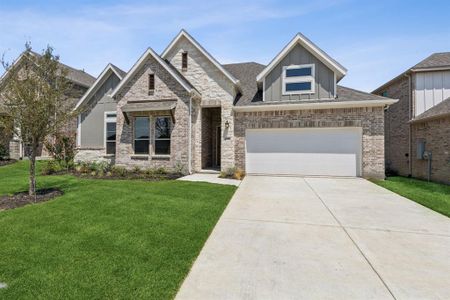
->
[188,95,193,174]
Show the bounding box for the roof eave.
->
[410,112,450,123]
[73,64,119,112]
[111,48,199,99]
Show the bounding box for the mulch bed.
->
[72,172,183,181]
[0,159,17,167]
[0,188,63,211]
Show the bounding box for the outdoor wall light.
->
[225,120,230,129]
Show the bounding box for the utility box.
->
[416,139,426,159]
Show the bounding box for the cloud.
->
[0,0,346,76]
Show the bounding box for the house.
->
[373,53,450,184]
[0,51,96,159]
[75,30,397,178]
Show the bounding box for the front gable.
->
[257,33,347,102]
[112,48,198,103]
[161,30,237,104]
[264,43,336,101]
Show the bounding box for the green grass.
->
[0,161,236,299]
[373,176,450,217]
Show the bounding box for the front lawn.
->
[0,161,236,299]
[373,176,450,217]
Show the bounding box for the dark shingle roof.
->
[223,62,391,106]
[110,63,127,78]
[412,97,450,122]
[27,51,95,88]
[373,52,450,93]
[412,52,450,70]
[223,62,265,105]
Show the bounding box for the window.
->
[148,73,155,95]
[154,117,172,155]
[105,113,117,155]
[134,117,150,154]
[182,52,188,71]
[381,91,388,97]
[282,64,315,95]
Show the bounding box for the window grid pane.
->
[285,82,312,92]
[134,117,150,154]
[286,67,312,77]
[155,117,171,155]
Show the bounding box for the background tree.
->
[0,44,72,196]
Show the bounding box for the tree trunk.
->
[29,143,37,198]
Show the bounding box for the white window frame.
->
[282,64,315,95]
[104,112,117,155]
[154,116,172,156]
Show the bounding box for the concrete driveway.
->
[176,176,450,300]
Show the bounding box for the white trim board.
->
[161,29,240,86]
[111,47,200,99]
[256,33,347,83]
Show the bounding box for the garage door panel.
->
[245,128,361,177]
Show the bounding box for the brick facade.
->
[234,107,386,179]
[163,35,236,172]
[411,118,450,184]
[114,54,193,172]
[381,76,411,176]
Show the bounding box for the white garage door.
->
[245,128,362,177]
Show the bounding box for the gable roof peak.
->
[256,32,347,83]
[73,63,126,111]
[110,47,200,99]
[161,29,239,86]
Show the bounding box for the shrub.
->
[220,166,245,180]
[131,166,141,174]
[44,132,76,170]
[111,166,128,177]
[155,167,168,175]
[0,144,8,159]
[41,160,63,175]
[173,161,186,175]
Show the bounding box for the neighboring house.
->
[75,30,397,178]
[0,51,95,159]
[373,53,450,184]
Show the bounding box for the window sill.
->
[152,155,170,160]
[103,154,115,158]
[131,154,149,160]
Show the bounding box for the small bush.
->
[131,166,141,174]
[44,132,76,170]
[220,166,245,180]
[155,167,168,175]
[0,144,8,159]
[111,166,128,177]
[41,160,63,175]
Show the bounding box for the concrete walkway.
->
[176,176,450,300]
[178,173,241,186]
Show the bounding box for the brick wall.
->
[164,35,236,171]
[378,77,411,176]
[114,54,192,172]
[234,107,386,179]
[411,117,450,184]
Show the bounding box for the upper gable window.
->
[148,73,155,95]
[282,64,315,95]
[182,52,188,71]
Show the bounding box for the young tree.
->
[0,44,72,196]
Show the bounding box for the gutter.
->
[233,99,398,112]
[409,112,450,124]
